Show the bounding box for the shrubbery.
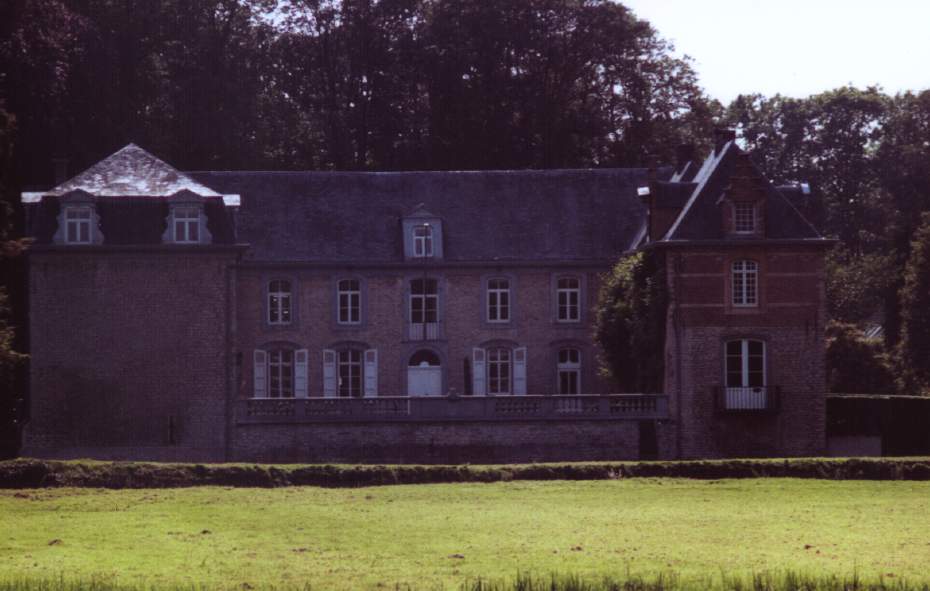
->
[895,213,930,395]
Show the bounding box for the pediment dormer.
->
[718,153,769,238]
[403,203,443,259]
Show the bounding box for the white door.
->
[408,363,442,397]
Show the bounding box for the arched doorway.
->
[407,350,442,396]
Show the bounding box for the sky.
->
[620,0,930,104]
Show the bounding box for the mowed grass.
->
[1,479,929,589]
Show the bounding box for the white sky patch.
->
[620,0,930,103]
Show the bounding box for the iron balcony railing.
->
[237,394,669,424]
[714,386,781,413]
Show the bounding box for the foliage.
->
[825,322,895,394]
[824,247,895,325]
[594,251,666,392]
[4,479,930,587]
[895,213,930,395]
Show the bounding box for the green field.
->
[2,479,929,589]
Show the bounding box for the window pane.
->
[350,294,360,322]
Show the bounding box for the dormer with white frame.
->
[52,189,104,245]
[162,189,213,245]
[402,204,443,260]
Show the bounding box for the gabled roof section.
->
[661,141,822,242]
[21,144,239,206]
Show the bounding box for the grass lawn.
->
[1,479,929,589]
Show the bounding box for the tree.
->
[594,251,666,392]
[825,321,895,394]
[896,212,930,395]
[0,102,27,459]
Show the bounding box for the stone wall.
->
[230,419,670,464]
[23,248,238,461]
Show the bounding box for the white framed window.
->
[557,348,581,394]
[173,206,201,243]
[338,349,363,398]
[731,260,758,307]
[487,347,511,395]
[556,277,581,322]
[330,348,379,398]
[253,348,307,399]
[268,280,292,325]
[726,340,765,388]
[64,206,93,244]
[337,279,361,324]
[410,278,438,324]
[734,202,756,233]
[413,224,433,257]
[268,349,295,398]
[487,278,510,323]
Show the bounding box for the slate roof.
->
[37,144,223,198]
[661,141,823,242]
[188,169,649,263]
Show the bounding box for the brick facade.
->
[24,248,239,461]
[661,247,827,458]
[237,265,612,399]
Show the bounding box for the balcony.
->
[237,394,669,424]
[715,386,780,413]
[406,322,441,341]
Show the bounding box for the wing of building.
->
[20,132,832,462]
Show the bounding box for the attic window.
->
[64,206,93,244]
[173,207,201,243]
[413,224,433,257]
[734,202,756,233]
[163,203,212,245]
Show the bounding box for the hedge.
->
[2,456,930,489]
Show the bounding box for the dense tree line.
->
[0,1,929,455]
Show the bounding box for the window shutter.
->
[513,347,527,395]
[364,349,378,398]
[472,348,486,396]
[322,349,337,398]
[294,349,309,398]
[253,350,267,398]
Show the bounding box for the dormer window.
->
[64,206,93,244]
[402,206,443,259]
[53,192,104,246]
[734,202,756,233]
[413,224,433,257]
[163,201,212,245]
[173,207,201,243]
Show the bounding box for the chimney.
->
[52,158,69,186]
[713,128,736,154]
[675,144,695,171]
[640,155,660,243]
